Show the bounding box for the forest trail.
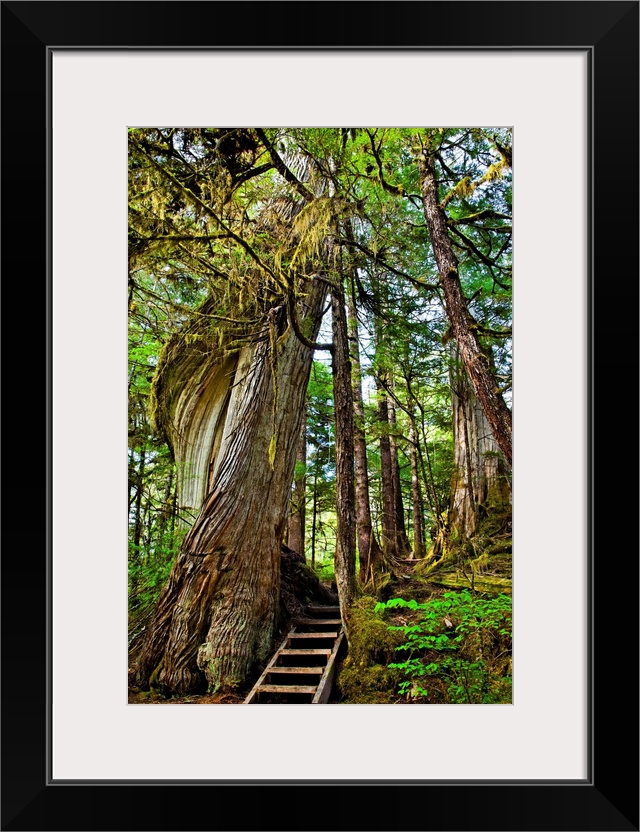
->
[244,605,344,704]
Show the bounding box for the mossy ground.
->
[414,502,512,594]
[335,596,407,703]
[336,504,513,704]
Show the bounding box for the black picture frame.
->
[2,2,638,830]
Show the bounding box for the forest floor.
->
[128,683,345,705]
[127,665,346,704]
[127,572,423,705]
[127,656,346,705]
[128,689,245,704]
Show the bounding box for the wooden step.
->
[305,605,340,616]
[278,648,332,656]
[296,618,342,627]
[245,624,344,703]
[256,684,317,695]
[288,631,338,640]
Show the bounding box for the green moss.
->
[416,502,512,595]
[337,596,405,703]
[428,573,512,594]
[337,663,401,704]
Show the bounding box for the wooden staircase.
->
[244,605,344,704]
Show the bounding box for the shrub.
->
[375,590,512,704]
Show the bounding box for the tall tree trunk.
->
[287,413,307,557]
[134,281,326,695]
[449,343,512,538]
[417,147,512,469]
[331,281,357,626]
[130,447,146,604]
[402,372,445,539]
[409,423,425,559]
[311,471,318,570]
[387,392,412,557]
[376,377,397,560]
[346,283,384,585]
[133,448,146,554]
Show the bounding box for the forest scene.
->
[128,127,512,705]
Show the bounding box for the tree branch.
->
[448,209,511,226]
[337,235,439,292]
[132,139,285,290]
[365,129,405,197]
[448,225,510,272]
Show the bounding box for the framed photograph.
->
[3,2,637,830]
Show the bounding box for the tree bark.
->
[449,343,512,538]
[418,148,512,469]
[346,285,384,585]
[134,280,326,695]
[287,413,307,557]
[331,281,357,626]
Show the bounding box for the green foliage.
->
[303,361,338,564]
[375,590,512,703]
[128,540,177,610]
[313,558,335,583]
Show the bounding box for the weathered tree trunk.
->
[331,281,357,626]
[409,423,425,559]
[287,413,307,557]
[449,343,512,538]
[418,148,512,469]
[346,285,384,585]
[134,281,326,695]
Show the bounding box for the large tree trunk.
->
[449,344,512,538]
[331,281,357,626]
[287,413,307,557]
[346,285,383,585]
[418,148,512,469]
[134,281,326,695]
